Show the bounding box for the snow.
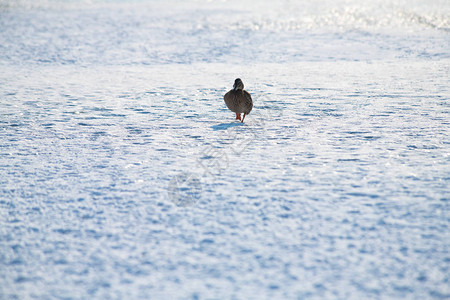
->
[0,0,449,299]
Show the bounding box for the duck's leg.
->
[241,113,247,123]
[235,113,241,121]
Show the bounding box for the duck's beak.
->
[233,85,237,91]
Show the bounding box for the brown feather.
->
[224,88,253,115]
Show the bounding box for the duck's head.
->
[233,78,244,91]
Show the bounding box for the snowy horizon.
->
[0,0,449,299]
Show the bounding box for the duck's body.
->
[224,78,253,122]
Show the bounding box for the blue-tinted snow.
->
[0,0,449,299]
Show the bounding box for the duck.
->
[224,78,253,123]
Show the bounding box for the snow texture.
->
[0,0,449,299]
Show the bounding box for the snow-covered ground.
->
[0,0,449,299]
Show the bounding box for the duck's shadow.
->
[211,122,243,131]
